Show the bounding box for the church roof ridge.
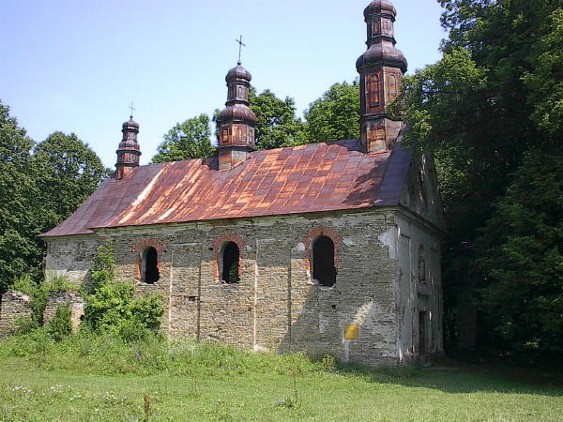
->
[40,140,412,238]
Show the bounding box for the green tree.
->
[394,0,563,355]
[524,8,563,136]
[476,146,563,360]
[32,131,109,231]
[248,87,308,149]
[305,81,360,142]
[152,114,216,163]
[0,102,42,290]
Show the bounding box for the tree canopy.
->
[152,114,216,163]
[0,102,108,291]
[305,81,360,142]
[0,102,40,290]
[395,0,563,359]
[248,87,308,149]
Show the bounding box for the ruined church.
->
[40,0,444,365]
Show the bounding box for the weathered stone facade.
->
[43,291,84,332]
[0,290,32,337]
[44,157,443,366]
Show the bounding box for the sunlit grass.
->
[1,331,561,421]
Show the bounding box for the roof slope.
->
[41,140,412,238]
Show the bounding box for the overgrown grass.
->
[1,332,562,421]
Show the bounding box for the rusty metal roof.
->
[41,140,412,238]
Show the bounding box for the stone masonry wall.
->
[98,209,401,366]
[0,290,32,337]
[44,208,442,366]
[43,291,85,332]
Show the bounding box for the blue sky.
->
[1,0,446,168]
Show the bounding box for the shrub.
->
[12,274,74,326]
[46,305,72,342]
[83,241,164,342]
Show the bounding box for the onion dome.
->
[364,0,396,18]
[356,0,407,73]
[115,115,141,179]
[356,43,407,73]
[219,104,257,124]
[118,117,141,150]
[218,61,257,171]
[226,64,252,83]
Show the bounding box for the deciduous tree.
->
[152,114,216,162]
[0,102,40,290]
[305,81,360,142]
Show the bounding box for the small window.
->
[142,246,160,284]
[221,242,240,284]
[312,236,336,287]
[418,245,426,283]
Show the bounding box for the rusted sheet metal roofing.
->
[41,140,412,238]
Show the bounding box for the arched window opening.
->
[221,242,240,284]
[312,235,337,287]
[142,246,160,284]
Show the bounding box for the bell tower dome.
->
[217,59,257,171]
[356,0,407,152]
[115,114,141,180]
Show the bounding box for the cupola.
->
[356,0,407,153]
[217,62,257,171]
[115,115,141,180]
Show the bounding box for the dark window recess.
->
[222,242,240,284]
[312,236,336,287]
[143,247,160,284]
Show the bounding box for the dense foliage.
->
[158,83,360,161]
[152,114,216,163]
[83,242,164,342]
[0,102,108,291]
[305,81,360,142]
[394,0,562,359]
[248,87,308,149]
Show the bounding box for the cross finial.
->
[235,35,246,65]
[128,101,135,119]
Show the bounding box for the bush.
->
[83,241,164,342]
[46,305,72,342]
[12,274,75,326]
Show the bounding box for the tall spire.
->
[217,61,257,171]
[115,112,141,180]
[356,0,407,153]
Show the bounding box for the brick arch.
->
[133,238,166,281]
[212,232,245,281]
[303,225,343,274]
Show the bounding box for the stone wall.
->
[43,291,85,332]
[0,290,32,337]
[44,208,443,366]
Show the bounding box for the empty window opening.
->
[222,242,240,284]
[312,235,336,287]
[418,245,426,283]
[142,247,160,284]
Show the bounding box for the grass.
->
[0,331,562,421]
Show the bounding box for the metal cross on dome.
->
[236,35,246,65]
[129,102,135,119]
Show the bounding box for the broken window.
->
[142,246,160,284]
[221,242,240,283]
[312,235,337,287]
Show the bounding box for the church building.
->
[41,0,444,366]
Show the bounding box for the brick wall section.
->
[0,290,32,337]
